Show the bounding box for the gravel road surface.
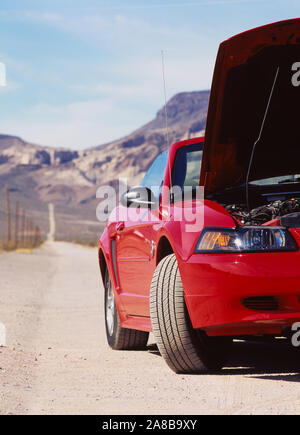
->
[1,241,300,415]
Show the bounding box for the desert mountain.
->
[0,90,209,243]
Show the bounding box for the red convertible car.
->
[98,19,300,373]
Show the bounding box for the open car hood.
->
[200,18,300,195]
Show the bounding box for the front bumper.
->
[181,246,300,336]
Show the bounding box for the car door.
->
[115,151,168,317]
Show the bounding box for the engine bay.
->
[226,198,300,227]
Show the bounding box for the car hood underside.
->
[200,18,300,196]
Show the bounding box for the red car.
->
[98,18,300,373]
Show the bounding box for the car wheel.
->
[104,268,149,350]
[150,254,231,373]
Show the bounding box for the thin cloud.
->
[0,98,153,149]
[87,0,268,10]
[0,0,268,19]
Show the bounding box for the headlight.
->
[195,227,298,253]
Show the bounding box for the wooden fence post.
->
[5,187,11,249]
[14,201,19,249]
[20,209,25,248]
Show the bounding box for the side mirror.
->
[120,186,159,209]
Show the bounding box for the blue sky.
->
[0,0,299,149]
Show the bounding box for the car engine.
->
[226,198,300,226]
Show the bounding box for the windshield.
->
[141,150,168,197]
[251,174,300,186]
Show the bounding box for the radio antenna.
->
[161,50,173,200]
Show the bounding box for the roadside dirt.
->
[1,241,300,415]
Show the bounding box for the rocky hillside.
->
[0,90,209,243]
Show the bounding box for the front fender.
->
[157,200,236,262]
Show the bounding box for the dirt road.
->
[1,241,300,415]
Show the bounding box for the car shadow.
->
[147,339,300,381]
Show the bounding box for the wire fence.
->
[0,186,43,251]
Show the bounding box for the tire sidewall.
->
[104,269,119,347]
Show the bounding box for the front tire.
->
[104,268,149,350]
[150,254,231,373]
